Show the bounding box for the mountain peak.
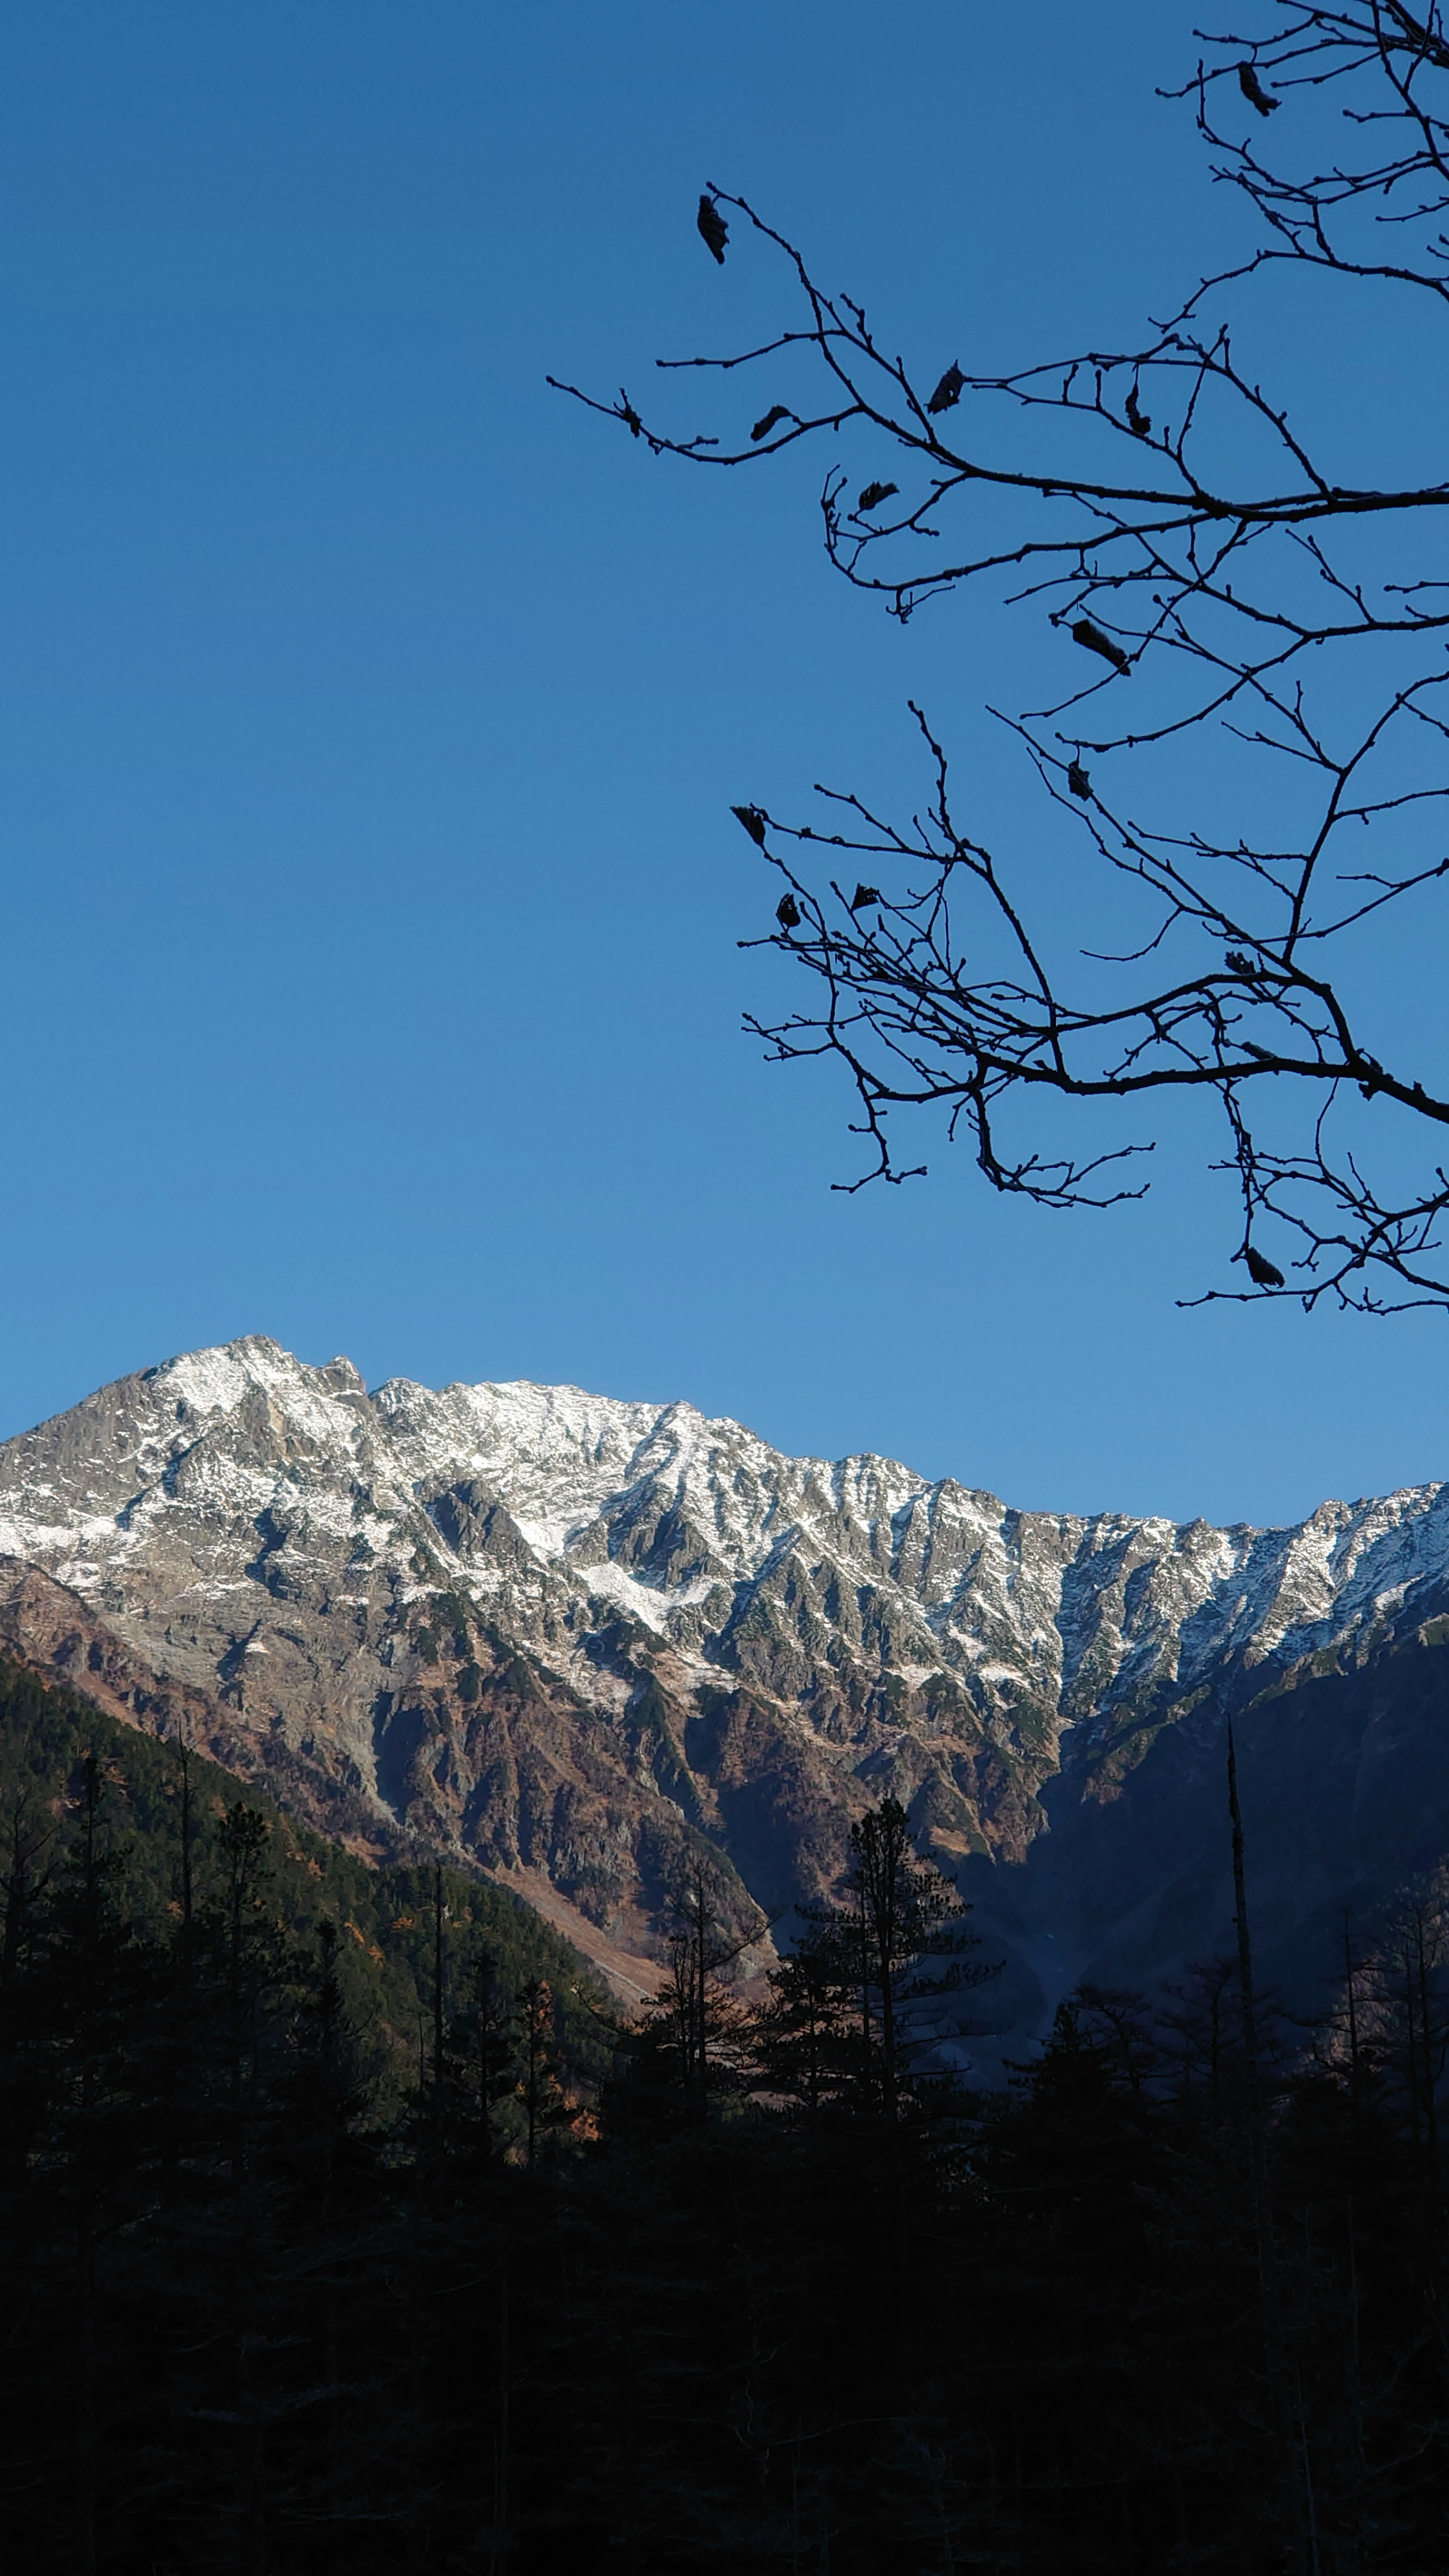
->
[1,1337,1447,2018]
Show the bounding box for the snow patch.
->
[0,1335,1445,1750]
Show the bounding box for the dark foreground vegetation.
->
[0,1659,1446,2571]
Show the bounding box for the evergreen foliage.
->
[0,1655,612,2103]
[0,1661,1446,2568]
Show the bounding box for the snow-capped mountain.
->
[2,1336,1448,2014]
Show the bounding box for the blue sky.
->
[1,0,1444,1530]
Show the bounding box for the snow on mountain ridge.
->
[3,1334,1449,2001]
[0,1334,1446,1736]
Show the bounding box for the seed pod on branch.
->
[697,194,728,263]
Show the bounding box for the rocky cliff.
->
[2,1336,1447,2029]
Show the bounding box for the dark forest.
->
[0,1658,1444,2571]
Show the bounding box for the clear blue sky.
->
[1,0,1444,1529]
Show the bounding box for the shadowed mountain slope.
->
[1,1336,1447,2036]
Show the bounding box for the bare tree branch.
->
[554,5,1449,1313]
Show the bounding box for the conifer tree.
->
[771,1797,991,2121]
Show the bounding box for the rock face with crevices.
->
[2,1335,1448,2018]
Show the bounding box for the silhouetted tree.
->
[777,1798,990,2123]
[640,1853,759,2122]
[749,1930,857,2117]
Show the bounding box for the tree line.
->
[0,1655,1446,2569]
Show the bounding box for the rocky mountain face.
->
[2,1336,1448,2039]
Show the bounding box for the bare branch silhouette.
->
[553,5,1449,1312]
